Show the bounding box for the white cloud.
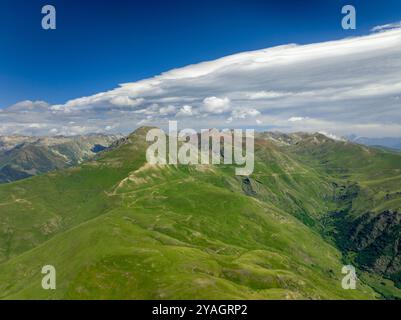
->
[247,91,289,99]
[110,96,144,107]
[231,108,260,119]
[202,97,231,114]
[159,105,176,115]
[28,123,47,129]
[371,21,401,32]
[2,26,401,137]
[6,100,50,112]
[288,117,306,122]
[176,105,194,117]
[318,131,345,141]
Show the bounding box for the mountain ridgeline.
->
[0,128,400,299]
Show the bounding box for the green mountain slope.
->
[0,128,397,299]
[274,133,401,298]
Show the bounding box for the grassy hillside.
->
[277,133,401,297]
[0,128,398,299]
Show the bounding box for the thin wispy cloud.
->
[371,20,401,32]
[1,26,401,137]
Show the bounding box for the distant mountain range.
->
[347,135,401,151]
[1,132,398,185]
[0,134,120,184]
[0,128,400,299]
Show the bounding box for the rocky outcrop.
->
[349,210,401,285]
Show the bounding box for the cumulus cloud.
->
[2,26,401,137]
[176,105,194,117]
[202,97,231,114]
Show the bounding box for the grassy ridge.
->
[0,129,398,299]
[0,163,375,299]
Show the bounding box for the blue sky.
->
[1,0,401,107]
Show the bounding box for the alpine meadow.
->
[0,128,400,299]
[1,0,401,303]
